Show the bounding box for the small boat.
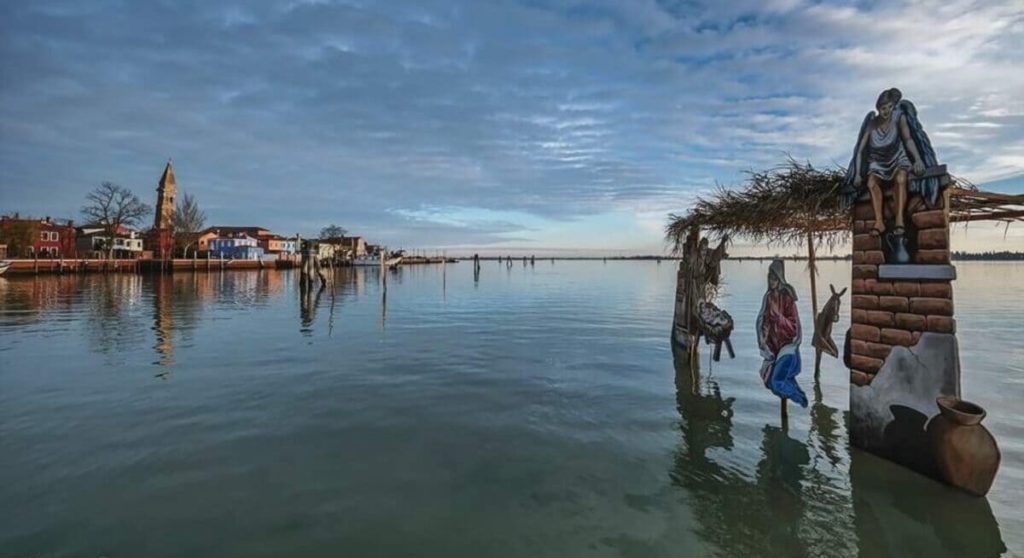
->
[353,251,403,267]
[0,260,10,276]
[386,250,405,267]
[351,254,382,266]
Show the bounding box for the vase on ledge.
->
[927,396,1000,496]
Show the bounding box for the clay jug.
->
[885,230,911,264]
[927,397,1000,496]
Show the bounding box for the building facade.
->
[340,236,367,258]
[0,216,76,258]
[76,226,144,258]
[199,226,272,254]
[259,235,297,256]
[209,234,265,260]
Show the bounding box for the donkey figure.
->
[812,284,847,358]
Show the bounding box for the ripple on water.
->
[0,262,1021,557]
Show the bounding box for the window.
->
[40,231,49,241]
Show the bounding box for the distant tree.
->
[173,191,207,258]
[319,224,347,241]
[81,182,151,259]
[0,218,37,257]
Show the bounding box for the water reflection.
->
[152,273,175,367]
[294,267,381,335]
[299,279,325,336]
[671,342,829,556]
[85,275,146,359]
[671,343,1005,557]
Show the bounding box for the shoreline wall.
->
[1,258,297,275]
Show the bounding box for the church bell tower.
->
[146,159,177,260]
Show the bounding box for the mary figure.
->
[756,260,807,408]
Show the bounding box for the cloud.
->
[0,0,1021,252]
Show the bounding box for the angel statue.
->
[840,88,946,255]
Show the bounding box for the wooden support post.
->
[807,230,822,376]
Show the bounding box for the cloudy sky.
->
[1,0,1022,255]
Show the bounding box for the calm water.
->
[1,261,1021,557]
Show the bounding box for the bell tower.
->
[154,159,176,231]
[146,159,177,260]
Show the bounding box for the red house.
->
[0,215,77,258]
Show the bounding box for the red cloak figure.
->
[756,260,807,407]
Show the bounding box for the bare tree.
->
[173,191,207,258]
[319,224,347,240]
[81,182,151,259]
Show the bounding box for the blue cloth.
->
[764,351,808,408]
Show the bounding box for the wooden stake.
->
[807,230,821,377]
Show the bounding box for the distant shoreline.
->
[472,253,1024,262]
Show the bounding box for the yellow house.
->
[317,242,337,260]
[340,236,367,257]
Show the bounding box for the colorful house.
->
[198,226,272,254]
[0,215,76,258]
[258,235,297,256]
[76,225,144,258]
[208,233,265,260]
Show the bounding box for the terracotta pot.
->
[927,396,1001,496]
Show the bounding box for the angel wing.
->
[840,111,875,209]
[898,99,945,206]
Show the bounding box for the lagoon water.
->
[1,260,1021,557]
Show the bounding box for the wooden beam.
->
[951,210,1024,223]
[950,189,1024,204]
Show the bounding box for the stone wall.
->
[848,193,955,387]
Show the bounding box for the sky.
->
[1,0,1022,256]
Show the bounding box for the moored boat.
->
[351,254,383,266]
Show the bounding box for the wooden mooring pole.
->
[807,230,821,377]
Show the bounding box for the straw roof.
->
[665,160,849,253]
[948,188,1024,224]
[665,160,1022,254]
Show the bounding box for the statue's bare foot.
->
[869,223,885,237]
[892,225,905,236]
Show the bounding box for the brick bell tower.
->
[146,159,177,259]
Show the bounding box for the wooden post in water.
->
[807,230,821,377]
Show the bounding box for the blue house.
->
[208,234,265,260]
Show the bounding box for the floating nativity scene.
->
[667,88,1024,497]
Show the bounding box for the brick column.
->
[848,192,960,480]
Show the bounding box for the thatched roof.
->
[665,160,1022,254]
[948,188,1024,224]
[665,160,849,253]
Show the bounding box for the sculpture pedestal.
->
[848,194,968,487]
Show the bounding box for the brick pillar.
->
[848,192,960,480]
